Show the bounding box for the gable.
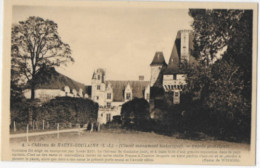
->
[106,80,150,102]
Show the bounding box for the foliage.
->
[11,46,25,100]
[36,97,98,126]
[189,9,248,65]
[222,10,253,100]
[203,60,250,140]
[10,98,30,130]
[121,98,151,131]
[11,16,74,99]
[189,9,252,99]
[10,97,99,130]
[179,9,253,142]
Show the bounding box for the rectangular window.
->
[106,113,111,122]
[96,96,99,100]
[107,102,111,108]
[146,93,150,100]
[97,85,100,90]
[126,93,131,100]
[107,93,111,99]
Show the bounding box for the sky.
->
[12,5,193,85]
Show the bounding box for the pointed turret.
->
[150,52,167,86]
[150,52,167,66]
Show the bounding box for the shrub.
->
[121,98,150,131]
[10,97,99,131]
[36,97,98,127]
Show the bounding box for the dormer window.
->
[126,93,131,100]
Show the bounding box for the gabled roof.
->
[150,52,167,66]
[26,67,85,93]
[105,80,150,102]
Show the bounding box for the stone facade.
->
[91,68,150,124]
[162,30,194,104]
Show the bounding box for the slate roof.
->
[27,67,85,93]
[150,52,167,66]
[105,80,150,102]
[85,85,92,96]
[164,30,195,74]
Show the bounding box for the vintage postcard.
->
[1,0,257,166]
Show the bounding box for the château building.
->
[91,68,150,124]
[23,29,195,124]
[150,30,195,104]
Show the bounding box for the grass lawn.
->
[9,128,252,165]
[10,128,250,151]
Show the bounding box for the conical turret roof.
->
[150,52,167,66]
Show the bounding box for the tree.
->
[189,9,253,102]
[121,98,150,130]
[222,10,253,100]
[202,59,250,140]
[184,9,253,141]
[189,9,245,66]
[11,16,74,100]
[10,45,25,101]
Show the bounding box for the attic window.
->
[126,93,131,100]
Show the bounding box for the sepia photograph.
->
[1,0,257,167]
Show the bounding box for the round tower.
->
[150,52,167,87]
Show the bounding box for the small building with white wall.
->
[23,67,88,102]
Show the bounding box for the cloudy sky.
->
[13,4,193,85]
